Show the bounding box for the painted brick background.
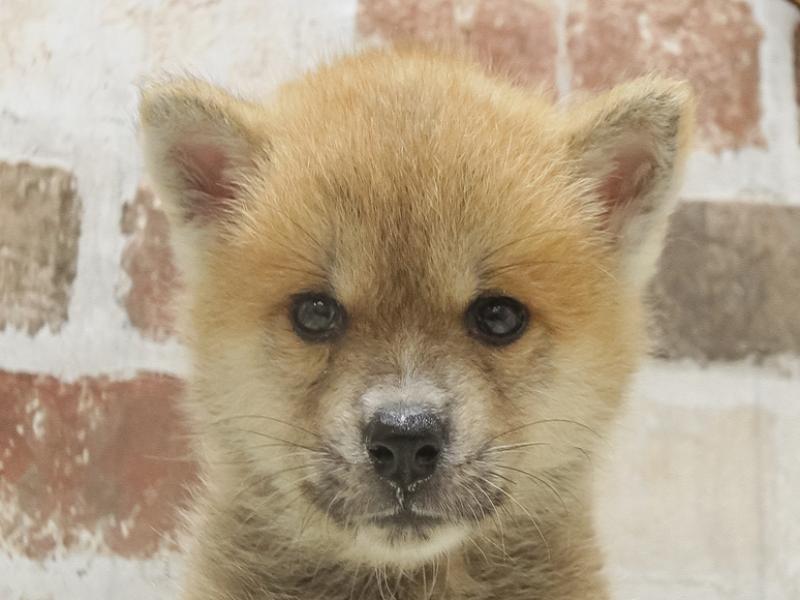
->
[0,163,80,336]
[566,0,765,150]
[118,186,179,342]
[0,1,799,599]
[0,371,192,559]
[357,0,558,86]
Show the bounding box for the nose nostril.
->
[365,410,445,486]
[368,444,394,465]
[415,444,439,466]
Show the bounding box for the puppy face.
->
[141,49,692,567]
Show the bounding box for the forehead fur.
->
[208,48,611,335]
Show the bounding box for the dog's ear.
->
[564,77,694,287]
[139,79,269,275]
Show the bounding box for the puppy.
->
[140,46,693,600]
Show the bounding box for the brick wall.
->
[1,1,798,599]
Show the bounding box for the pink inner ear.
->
[173,139,237,221]
[595,138,656,229]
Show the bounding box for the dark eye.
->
[290,293,345,342]
[465,295,528,346]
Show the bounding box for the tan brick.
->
[764,414,800,599]
[650,201,800,363]
[597,400,764,599]
[567,0,764,151]
[357,0,557,86]
[120,186,179,341]
[0,370,194,558]
[0,162,81,335]
[795,23,800,136]
[761,383,800,600]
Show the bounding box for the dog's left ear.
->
[564,77,694,287]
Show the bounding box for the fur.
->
[139,46,694,600]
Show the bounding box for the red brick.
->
[0,370,194,558]
[358,0,457,42]
[120,186,179,341]
[357,0,557,86]
[567,0,764,151]
[0,162,81,335]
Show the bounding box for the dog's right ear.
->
[139,79,270,270]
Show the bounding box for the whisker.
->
[229,442,322,455]
[486,418,601,444]
[430,558,440,600]
[484,441,552,453]
[485,469,516,487]
[265,462,318,479]
[296,499,321,540]
[466,535,491,568]
[482,479,551,562]
[234,469,319,526]
[493,465,567,513]
[463,476,508,559]
[484,443,593,465]
[206,414,323,440]
[191,448,319,468]
[443,552,452,597]
[227,428,326,454]
[321,487,346,537]
[391,566,405,600]
[348,561,363,600]
[229,451,332,508]
[456,478,485,525]
[359,569,376,600]
[375,566,389,600]
[450,479,481,526]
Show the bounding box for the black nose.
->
[365,410,445,488]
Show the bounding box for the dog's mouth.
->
[303,477,462,533]
[367,508,445,530]
[302,456,507,534]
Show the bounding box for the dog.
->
[140,46,693,600]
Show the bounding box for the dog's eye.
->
[291,293,345,341]
[466,295,528,346]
